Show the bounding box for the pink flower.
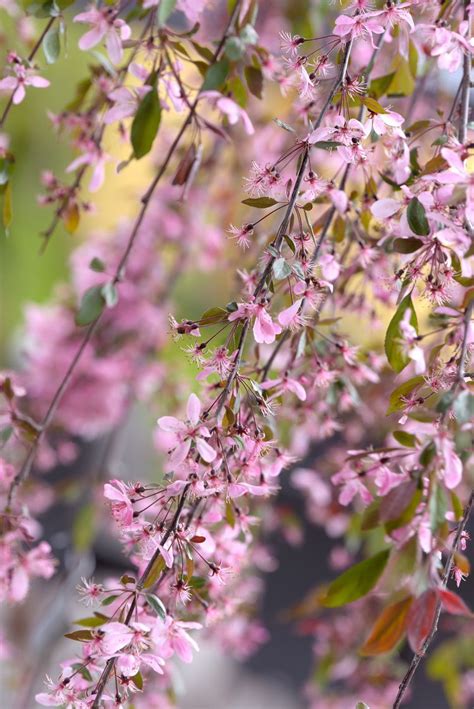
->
[157,393,216,464]
[0,57,49,105]
[200,91,254,135]
[66,141,110,192]
[278,299,303,329]
[74,6,131,65]
[228,301,282,344]
[253,304,282,344]
[103,479,134,527]
[261,374,306,401]
[333,13,384,47]
[104,85,151,124]
[152,616,202,664]
[437,432,462,489]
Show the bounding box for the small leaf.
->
[386,376,424,415]
[241,197,277,208]
[392,237,423,254]
[379,480,418,523]
[101,281,118,308]
[407,589,438,653]
[2,181,13,232]
[73,615,107,627]
[143,555,166,589]
[393,430,417,447]
[146,593,166,620]
[407,197,430,236]
[64,629,93,641]
[360,596,413,656]
[75,285,105,326]
[323,549,390,607]
[384,295,418,373]
[361,96,387,114]
[224,36,245,60]
[438,589,472,617]
[43,24,60,63]
[201,58,229,91]
[131,671,143,690]
[63,203,80,233]
[244,65,263,99]
[89,257,106,272]
[273,257,291,280]
[199,306,227,325]
[101,594,119,606]
[453,391,474,424]
[131,79,161,159]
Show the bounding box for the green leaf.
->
[273,257,291,280]
[131,671,143,690]
[73,615,107,627]
[157,0,176,25]
[2,181,12,233]
[201,59,229,91]
[429,483,448,531]
[146,593,166,620]
[387,375,425,415]
[241,197,277,208]
[244,65,263,99]
[323,549,390,607]
[101,594,119,606]
[64,629,93,641]
[361,96,387,114]
[224,36,245,60]
[453,391,474,424]
[143,555,166,589]
[387,57,415,97]
[75,285,105,326]
[89,257,106,272]
[101,281,118,307]
[392,237,423,254]
[393,430,418,447]
[43,24,60,64]
[369,72,395,99]
[131,80,161,159]
[407,197,430,236]
[384,295,418,373]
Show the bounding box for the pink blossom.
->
[0,57,49,105]
[157,393,216,464]
[200,91,254,135]
[103,479,134,527]
[74,6,131,65]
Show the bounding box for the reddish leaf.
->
[407,589,438,653]
[360,596,413,656]
[190,535,206,543]
[379,480,417,522]
[438,588,473,617]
